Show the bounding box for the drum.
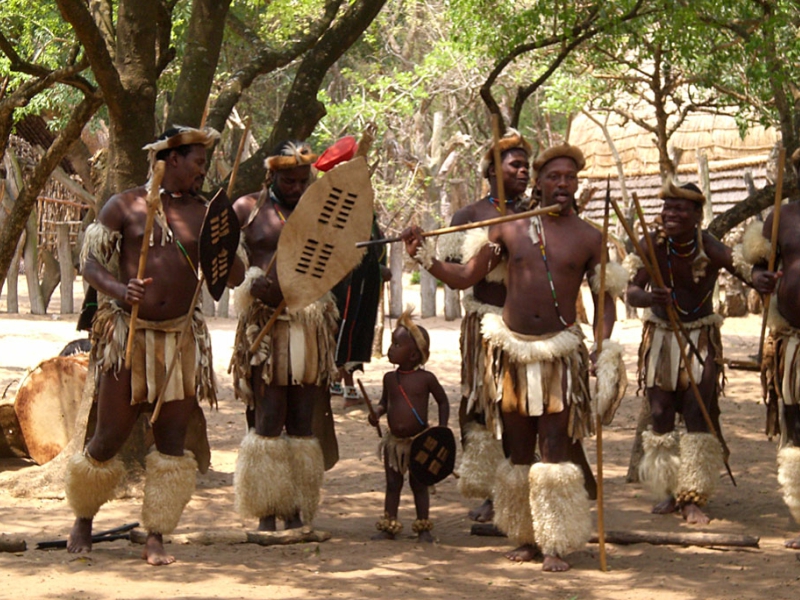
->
[409,426,456,486]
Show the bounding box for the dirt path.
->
[0,280,796,600]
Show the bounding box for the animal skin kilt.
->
[482,315,593,557]
[636,311,726,508]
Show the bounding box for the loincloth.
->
[90,301,216,407]
[637,311,724,395]
[378,432,415,475]
[762,309,800,446]
[481,314,593,441]
[460,292,502,429]
[230,278,339,408]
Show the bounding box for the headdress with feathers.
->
[396,306,430,366]
[480,129,532,178]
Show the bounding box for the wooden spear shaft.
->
[356,378,383,438]
[491,114,507,216]
[124,160,166,369]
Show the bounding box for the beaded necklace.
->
[487,195,515,213]
[532,216,573,328]
[665,234,712,315]
[667,235,696,258]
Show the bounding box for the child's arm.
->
[369,373,390,426]
[428,373,450,428]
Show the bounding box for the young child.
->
[368,308,450,542]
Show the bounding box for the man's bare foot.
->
[67,517,93,554]
[542,554,570,572]
[681,502,711,525]
[142,533,175,566]
[285,512,303,530]
[784,536,800,549]
[371,531,396,541]
[651,497,677,514]
[258,516,277,531]
[504,543,541,562]
[417,530,434,543]
[468,499,494,523]
[343,397,361,409]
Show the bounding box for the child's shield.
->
[409,426,456,486]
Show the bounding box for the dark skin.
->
[232,164,324,531]
[404,156,614,570]
[452,148,529,523]
[751,199,800,548]
[627,197,748,524]
[70,144,244,565]
[368,326,450,543]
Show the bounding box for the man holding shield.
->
[230,140,339,532]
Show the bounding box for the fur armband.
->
[233,266,265,315]
[80,222,121,276]
[590,261,628,298]
[413,238,437,270]
[622,253,645,281]
[593,340,627,425]
[437,231,465,262]
[462,227,505,283]
[741,220,771,265]
[731,243,753,284]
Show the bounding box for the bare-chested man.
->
[65,126,240,565]
[368,310,449,543]
[434,131,530,525]
[404,144,627,572]
[747,148,800,548]
[230,140,338,531]
[627,182,751,526]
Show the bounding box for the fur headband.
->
[480,129,532,178]
[532,144,586,174]
[658,181,706,205]
[397,306,429,365]
[265,140,318,172]
[143,126,220,167]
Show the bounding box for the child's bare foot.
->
[258,516,277,531]
[785,536,800,549]
[651,497,677,514]
[542,554,570,572]
[142,533,175,566]
[504,544,541,562]
[681,502,710,525]
[67,517,93,554]
[371,530,396,541]
[468,499,494,522]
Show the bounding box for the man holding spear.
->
[404,144,627,571]
[65,126,228,565]
[626,181,752,525]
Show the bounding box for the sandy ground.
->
[1,277,799,600]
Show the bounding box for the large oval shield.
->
[277,156,374,312]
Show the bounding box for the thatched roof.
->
[569,111,778,179]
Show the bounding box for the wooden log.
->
[130,529,248,546]
[246,527,331,546]
[590,530,759,548]
[0,534,26,553]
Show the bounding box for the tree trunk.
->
[6,236,23,314]
[389,242,403,319]
[444,286,461,321]
[57,223,74,314]
[23,213,45,315]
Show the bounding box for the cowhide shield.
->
[200,189,240,300]
[277,156,374,312]
[409,426,456,486]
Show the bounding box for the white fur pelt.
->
[529,461,591,558]
[481,313,582,363]
[141,451,197,535]
[676,433,724,500]
[457,422,504,500]
[622,253,644,281]
[436,231,465,262]
[590,261,629,299]
[741,220,771,265]
[287,436,325,524]
[462,227,506,283]
[639,429,680,499]
[65,452,125,519]
[492,459,535,545]
[234,431,295,520]
[778,446,800,524]
[593,340,627,424]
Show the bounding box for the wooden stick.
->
[226,116,251,199]
[356,378,383,438]
[629,193,735,486]
[356,204,556,248]
[757,146,786,365]
[593,179,610,572]
[590,530,759,548]
[125,160,166,369]
[491,114,506,216]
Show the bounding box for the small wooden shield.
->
[200,189,240,301]
[277,156,374,312]
[409,426,456,486]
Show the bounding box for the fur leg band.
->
[778,446,800,524]
[412,519,433,533]
[65,451,125,519]
[375,513,403,535]
[234,431,295,520]
[457,422,504,500]
[287,436,325,524]
[675,433,723,507]
[529,462,591,558]
[593,340,628,424]
[141,451,197,535]
[639,429,680,499]
[492,459,535,545]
